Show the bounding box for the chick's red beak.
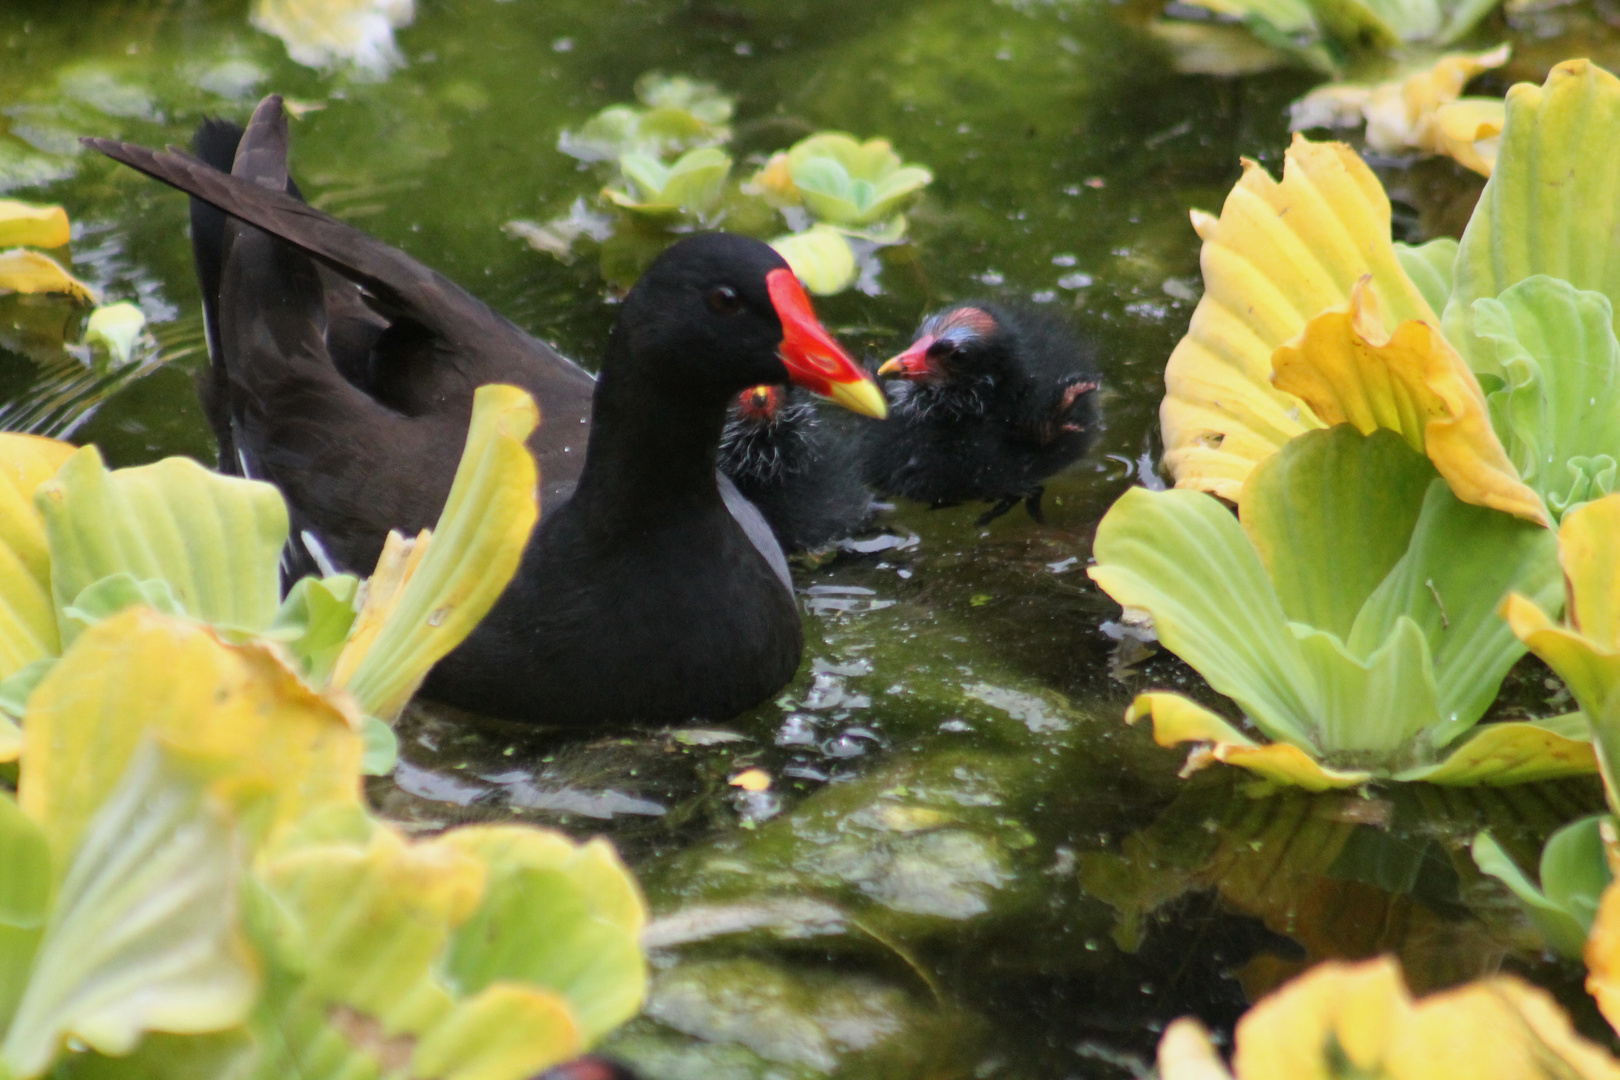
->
[766,268,887,419]
[876,335,938,379]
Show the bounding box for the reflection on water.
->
[3,0,1615,1074]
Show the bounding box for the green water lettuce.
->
[768,224,858,297]
[560,73,733,163]
[1472,814,1613,959]
[1445,61,1620,369]
[0,383,540,750]
[1474,277,1620,519]
[1090,425,1576,789]
[0,606,646,1079]
[1157,0,1504,74]
[601,147,732,221]
[756,133,932,235]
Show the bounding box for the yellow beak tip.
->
[876,357,903,377]
[827,378,888,420]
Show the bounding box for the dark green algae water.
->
[5,0,1620,1075]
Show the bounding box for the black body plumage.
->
[861,302,1100,524]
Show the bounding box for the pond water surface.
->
[4,0,1619,1076]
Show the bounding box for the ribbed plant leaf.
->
[332,384,539,721]
[1394,237,1456,317]
[1161,136,1438,500]
[20,608,362,873]
[770,225,858,296]
[0,434,73,681]
[1472,276,1620,519]
[1240,426,1432,639]
[1090,487,1319,749]
[1349,480,1560,748]
[37,448,287,646]
[0,742,254,1079]
[442,826,647,1043]
[1444,61,1620,372]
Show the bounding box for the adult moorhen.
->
[719,384,872,554]
[861,301,1099,525]
[85,94,887,728]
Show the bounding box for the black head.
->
[610,234,885,417]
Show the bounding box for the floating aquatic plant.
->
[518,75,932,296]
[601,146,733,221]
[1157,955,1620,1080]
[1472,813,1612,959]
[1091,424,1575,789]
[0,602,645,1079]
[0,383,541,771]
[559,72,733,163]
[1290,46,1509,176]
[0,199,94,303]
[250,0,415,76]
[1096,61,1620,790]
[755,133,933,236]
[1153,0,1508,76]
[1163,61,1620,524]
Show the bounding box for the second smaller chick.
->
[720,384,874,555]
[862,302,1100,524]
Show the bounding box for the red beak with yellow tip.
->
[876,335,937,379]
[766,268,888,419]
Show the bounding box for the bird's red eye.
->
[707,285,742,315]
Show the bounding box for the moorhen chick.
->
[85,94,887,728]
[861,301,1100,524]
[718,384,872,554]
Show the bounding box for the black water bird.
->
[861,302,1099,525]
[718,384,873,554]
[85,94,887,728]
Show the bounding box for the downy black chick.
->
[861,302,1099,525]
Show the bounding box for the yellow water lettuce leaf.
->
[1162,135,1439,500]
[1161,955,1620,1080]
[1587,878,1620,1033]
[1445,61,1620,369]
[0,434,74,680]
[410,982,580,1080]
[1435,97,1505,176]
[1398,717,1597,785]
[257,823,485,1032]
[19,608,363,870]
[1503,494,1620,807]
[331,384,539,720]
[0,249,96,302]
[1271,278,1549,525]
[1290,47,1509,177]
[0,200,70,249]
[1560,493,1620,651]
[1126,692,1372,791]
[1157,1018,1235,1080]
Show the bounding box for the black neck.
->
[569,331,730,537]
